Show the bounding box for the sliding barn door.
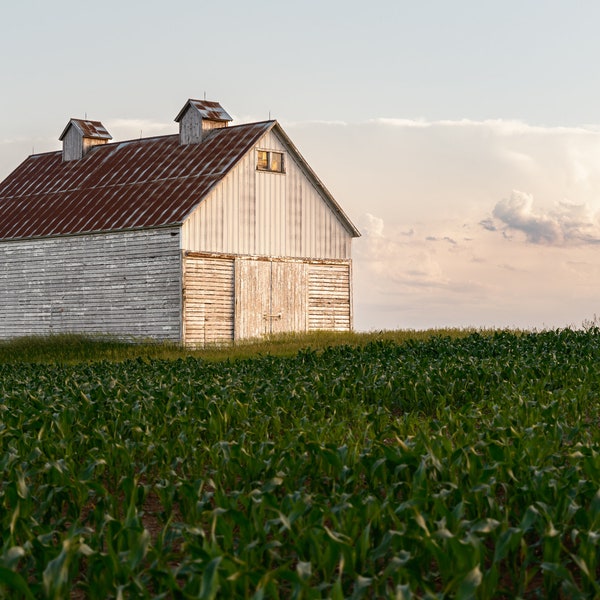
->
[235,258,307,340]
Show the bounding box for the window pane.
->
[257,150,268,170]
[270,152,283,172]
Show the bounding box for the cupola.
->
[175,99,232,145]
[59,119,112,162]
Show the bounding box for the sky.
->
[3,0,600,331]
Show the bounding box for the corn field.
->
[1,329,599,598]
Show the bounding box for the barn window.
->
[257,150,284,173]
[257,150,268,170]
[270,152,283,172]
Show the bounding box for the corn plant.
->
[0,329,599,597]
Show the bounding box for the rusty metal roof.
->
[0,121,273,240]
[174,99,232,123]
[59,119,112,141]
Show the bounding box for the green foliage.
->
[0,329,481,365]
[0,329,599,597]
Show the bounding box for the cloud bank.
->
[488,190,600,245]
[283,118,600,329]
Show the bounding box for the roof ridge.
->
[89,120,275,147]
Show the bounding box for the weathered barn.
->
[0,99,360,344]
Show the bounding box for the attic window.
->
[257,150,284,173]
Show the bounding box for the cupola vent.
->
[175,99,232,145]
[59,119,112,162]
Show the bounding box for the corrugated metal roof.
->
[59,119,112,141]
[174,99,232,123]
[0,122,272,240]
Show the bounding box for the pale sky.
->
[3,1,600,331]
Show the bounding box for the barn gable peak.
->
[59,119,112,162]
[175,99,232,145]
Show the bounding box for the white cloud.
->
[355,214,467,291]
[489,190,600,245]
[361,213,384,238]
[105,118,173,140]
[366,117,600,136]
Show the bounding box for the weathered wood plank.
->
[307,262,351,331]
[0,228,182,341]
[182,256,234,346]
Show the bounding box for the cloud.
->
[425,236,457,245]
[366,117,600,136]
[355,213,473,291]
[279,118,349,127]
[105,118,173,140]
[0,137,23,145]
[489,190,600,245]
[285,118,600,329]
[361,213,384,238]
[492,191,562,244]
[479,218,497,232]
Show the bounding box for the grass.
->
[0,328,488,365]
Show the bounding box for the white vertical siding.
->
[270,260,308,335]
[181,129,353,259]
[234,258,272,340]
[62,126,84,161]
[0,228,182,341]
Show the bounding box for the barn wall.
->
[181,129,353,259]
[182,252,352,344]
[0,228,182,341]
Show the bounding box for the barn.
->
[0,99,360,344]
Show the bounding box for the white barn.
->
[0,99,360,345]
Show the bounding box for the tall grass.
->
[0,328,486,364]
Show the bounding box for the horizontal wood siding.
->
[181,129,353,259]
[0,228,182,341]
[183,252,352,342]
[183,256,234,345]
[308,262,352,331]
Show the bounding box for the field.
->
[1,329,599,598]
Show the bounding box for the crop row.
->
[0,330,599,598]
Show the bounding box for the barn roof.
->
[174,99,233,123]
[0,119,360,241]
[59,119,113,141]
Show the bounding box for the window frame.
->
[256,149,285,174]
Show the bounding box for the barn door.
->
[235,258,307,340]
[270,261,307,335]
